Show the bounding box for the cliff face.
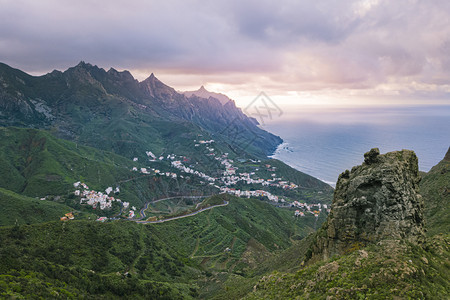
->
[311,148,425,261]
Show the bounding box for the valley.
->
[0,62,448,299]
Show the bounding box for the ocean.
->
[263,105,450,186]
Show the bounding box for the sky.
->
[1,0,449,108]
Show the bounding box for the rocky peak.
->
[183,86,231,105]
[76,61,91,68]
[140,73,177,99]
[65,61,98,77]
[310,148,425,261]
[71,61,98,73]
[107,67,136,83]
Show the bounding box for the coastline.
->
[269,141,337,188]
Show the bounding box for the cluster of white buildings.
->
[123,141,326,219]
[292,201,330,217]
[135,167,177,179]
[219,172,298,190]
[146,151,156,160]
[220,187,284,203]
[171,160,215,182]
[194,139,214,147]
[74,181,129,211]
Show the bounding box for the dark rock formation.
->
[363,147,380,164]
[311,148,425,261]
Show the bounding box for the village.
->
[72,181,137,221]
[72,139,329,220]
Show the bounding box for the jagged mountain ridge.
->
[0,61,281,158]
[183,85,231,105]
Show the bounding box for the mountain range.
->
[0,61,448,299]
[0,61,281,159]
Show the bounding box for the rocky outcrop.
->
[310,148,425,261]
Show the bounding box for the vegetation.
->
[247,235,450,299]
[0,187,72,226]
[0,127,220,213]
[0,194,322,298]
[0,220,200,299]
[0,61,281,159]
[0,127,133,197]
[420,148,450,236]
[0,62,447,299]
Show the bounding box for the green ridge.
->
[420,147,450,236]
[0,187,73,226]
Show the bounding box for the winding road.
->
[135,200,229,224]
[132,195,218,222]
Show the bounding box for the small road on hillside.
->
[134,195,213,221]
[135,200,229,224]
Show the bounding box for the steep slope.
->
[421,146,450,236]
[241,149,449,299]
[0,194,314,299]
[0,126,219,219]
[310,148,425,262]
[249,235,449,299]
[0,61,281,158]
[0,127,133,197]
[0,187,73,226]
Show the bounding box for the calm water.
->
[264,105,450,186]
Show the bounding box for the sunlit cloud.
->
[0,0,449,107]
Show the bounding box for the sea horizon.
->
[263,104,450,187]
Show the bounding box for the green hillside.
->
[0,187,73,226]
[0,62,339,299]
[0,194,319,299]
[0,126,133,197]
[0,127,219,215]
[246,235,450,299]
[0,221,200,299]
[420,147,450,236]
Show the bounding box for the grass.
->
[0,126,134,197]
[0,187,73,226]
[144,197,202,218]
[247,235,450,299]
[0,127,221,219]
[0,193,322,299]
[420,150,450,236]
[0,220,201,298]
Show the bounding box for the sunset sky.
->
[1,0,449,108]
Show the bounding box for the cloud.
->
[0,0,449,103]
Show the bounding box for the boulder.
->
[311,149,425,261]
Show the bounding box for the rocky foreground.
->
[311,148,425,262]
[249,148,449,299]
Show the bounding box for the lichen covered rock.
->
[312,149,425,261]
